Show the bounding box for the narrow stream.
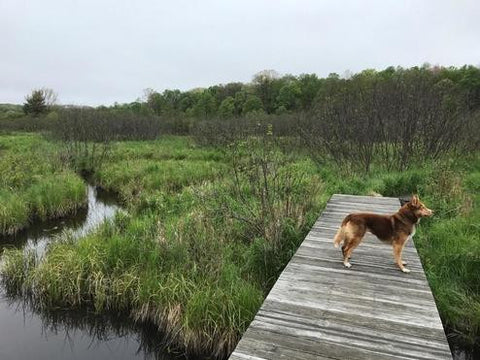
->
[0,185,182,360]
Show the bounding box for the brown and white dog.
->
[333,195,433,273]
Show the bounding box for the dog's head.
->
[408,195,433,218]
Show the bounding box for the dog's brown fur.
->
[333,195,433,273]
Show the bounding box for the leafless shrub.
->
[210,129,320,250]
[303,70,476,172]
[191,112,301,148]
[50,109,112,174]
[191,116,260,147]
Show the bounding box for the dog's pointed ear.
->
[411,195,419,206]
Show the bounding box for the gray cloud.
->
[1,0,479,105]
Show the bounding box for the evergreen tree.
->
[23,89,48,116]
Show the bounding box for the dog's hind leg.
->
[333,226,345,248]
[342,236,363,268]
[334,214,353,248]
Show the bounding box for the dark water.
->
[447,327,480,360]
[451,343,480,360]
[0,185,182,360]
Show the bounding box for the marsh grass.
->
[2,213,266,357]
[413,161,480,347]
[0,133,87,235]
[0,135,322,358]
[94,137,227,204]
[27,173,87,220]
[0,190,29,234]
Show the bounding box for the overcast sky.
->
[1,0,479,106]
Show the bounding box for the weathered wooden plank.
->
[276,268,434,302]
[236,327,422,360]
[229,194,451,360]
[330,194,403,204]
[251,313,450,359]
[325,203,399,212]
[265,281,442,329]
[231,335,333,360]
[261,299,448,343]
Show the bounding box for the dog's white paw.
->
[344,262,352,268]
[401,267,411,273]
[402,260,408,266]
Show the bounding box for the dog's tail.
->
[333,214,352,248]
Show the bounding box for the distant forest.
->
[2,64,479,173]
[2,65,480,119]
[103,65,480,117]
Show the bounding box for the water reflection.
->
[0,184,184,360]
[0,185,119,257]
[0,295,182,360]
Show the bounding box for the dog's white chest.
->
[409,225,416,239]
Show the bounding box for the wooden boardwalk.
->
[229,194,452,360]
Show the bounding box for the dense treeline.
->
[1,64,479,170]
[2,64,480,130]
[2,65,479,120]
[111,69,321,117]
[118,65,480,117]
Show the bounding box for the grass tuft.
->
[0,133,87,235]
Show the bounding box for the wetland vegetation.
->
[0,65,479,359]
[0,133,86,235]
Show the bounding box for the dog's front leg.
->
[393,235,409,273]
